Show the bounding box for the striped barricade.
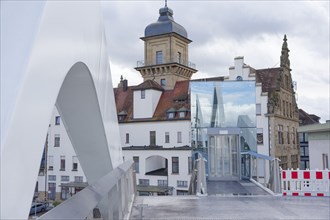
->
[281,169,330,196]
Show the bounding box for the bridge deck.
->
[207,180,270,196]
[131,195,330,219]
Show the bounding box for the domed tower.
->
[135,3,197,90]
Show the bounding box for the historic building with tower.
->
[37,3,301,200]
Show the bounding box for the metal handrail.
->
[39,160,135,220]
[136,59,196,69]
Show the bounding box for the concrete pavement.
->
[131,195,330,219]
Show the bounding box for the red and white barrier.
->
[281,169,330,196]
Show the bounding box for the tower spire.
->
[165,0,167,7]
[280,34,290,69]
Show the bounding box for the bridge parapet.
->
[39,160,135,220]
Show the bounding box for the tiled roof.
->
[153,80,190,120]
[114,80,190,122]
[114,85,135,121]
[133,79,164,91]
[256,68,281,93]
[299,109,320,125]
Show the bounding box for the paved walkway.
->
[131,196,330,219]
[207,180,270,196]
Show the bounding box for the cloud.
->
[103,1,329,121]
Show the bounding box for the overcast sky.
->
[102,0,329,122]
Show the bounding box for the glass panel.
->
[190,81,256,128]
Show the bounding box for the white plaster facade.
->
[120,111,192,195]
[227,57,270,157]
[120,120,191,148]
[123,149,192,195]
[298,121,330,170]
[37,107,86,201]
[133,89,162,119]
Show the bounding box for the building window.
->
[179,111,185,118]
[61,175,69,182]
[256,104,261,115]
[55,116,60,125]
[141,89,145,99]
[282,100,286,116]
[177,132,182,143]
[292,127,296,144]
[74,176,83,182]
[291,155,298,169]
[287,126,290,144]
[48,155,54,170]
[188,157,192,174]
[161,79,166,86]
[167,112,175,119]
[72,156,78,171]
[138,179,149,186]
[257,128,263,145]
[177,190,188,195]
[165,132,170,143]
[322,154,329,169]
[125,133,130,144]
[156,51,162,64]
[150,131,156,146]
[177,180,188,188]
[279,156,287,170]
[236,76,243,81]
[133,156,139,173]
[278,125,284,144]
[158,180,168,187]
[61,187,70,200]
[48,183,56,200]
[177,52,181,63]
[172,157,179,174]
[60,156,65,171]
[54,134,60,147]
[48,175,56,181]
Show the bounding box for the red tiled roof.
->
[153,80,190,120]
[299,109,320,125]
[133,79,164,91]
[114,80,190,122]
[256,68,281,93]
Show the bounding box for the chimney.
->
[123,79,128,91]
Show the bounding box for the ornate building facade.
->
[256,35,300,169]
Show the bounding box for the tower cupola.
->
[145,6,188,39]
[135,3,197,90]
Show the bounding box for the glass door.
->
[208,135,239,180]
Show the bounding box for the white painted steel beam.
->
[1,1,123,219]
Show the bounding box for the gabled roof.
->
[114,80,190,122]
[255,67,281,93]
[132,79,164,91]
[153,80,190,120]
[299,109,320,125]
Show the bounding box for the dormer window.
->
[118,110,127,121]
[141,89,145,99]
[236,76,243,81]
[167,107,176,119]
[179,111,185,118]
[178,107,188,119]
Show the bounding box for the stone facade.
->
[264,35,300,169]
[135,7,197,90]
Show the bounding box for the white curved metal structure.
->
[1,1,123,219]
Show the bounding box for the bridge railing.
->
[241,151,281,194]
[188,153,207,195]
[39,160,135,220]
